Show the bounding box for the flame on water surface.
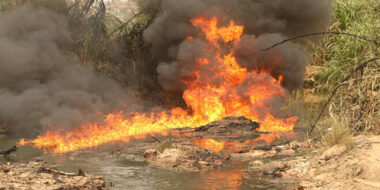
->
[19,16,298,153]
[194,138,225,153]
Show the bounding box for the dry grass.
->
[303,0,380,141]
[317,115,354,152]
[155,139,173,153]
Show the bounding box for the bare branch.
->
[107,11,146,37]
[0,146,17,157]
[309,57,380,135]
[262,32,379,51]
[151,136,162,143]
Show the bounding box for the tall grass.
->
[311,0,379,86]
[306,0,380,138]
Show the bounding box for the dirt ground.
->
[0,161,105,190]
[270,135,380,190]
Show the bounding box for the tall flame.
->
[20,17,298,153]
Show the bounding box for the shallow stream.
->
[0,135,297,190]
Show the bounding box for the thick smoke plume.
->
[143,0,331,93]
[0,7,140,137]
[0,1,331,137]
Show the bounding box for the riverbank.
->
[248,135,380,189]
[0,161,105,189]
[1,126,379,189]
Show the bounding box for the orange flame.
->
[191,17,243,43]
[192,132,297,153]
[194,138,225,153]
[19,17,298,153]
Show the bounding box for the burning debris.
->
[3,0,330,159]
[97,116,299,173]
[1,0,360,189]
[171,116,298,154]
[135,116,297,172]
[20,14,299,154]
[141,132,299,173]
[194,116,260,137]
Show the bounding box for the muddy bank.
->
[0,161,105,189]
[107,116,299,173]
[6,116,378,189]
[135,118,380,189]
[244,136,380,190]
[144,142,226,172]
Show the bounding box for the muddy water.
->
[0,136,292,190]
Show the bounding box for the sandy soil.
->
[284,136,380,189]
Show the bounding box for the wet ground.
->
[0,135,295,190]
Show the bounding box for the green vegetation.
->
[305,0,380,145]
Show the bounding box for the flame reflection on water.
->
[194,168,244,190]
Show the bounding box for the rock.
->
[277,149,296,156]
[144,143,226,172]
[298,181,315,189]
[319,144,347,161]
[231,150,268,160]
[252,145,272,151]
[157,148,183,162]
[143,149,158,160]
[249,160,264,167]
[289,141,304,150]
[248,161,290,178]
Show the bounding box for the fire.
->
[190,17,243,43]
[193,132,298,153]
[194,138,225,153]
[19,16,298,153]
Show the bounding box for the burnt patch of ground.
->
[172,116,263,141]
[108,116,299,173]
[195,116,260,135]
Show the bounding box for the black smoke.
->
[143,0,331,93]
[0,6,143,137]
